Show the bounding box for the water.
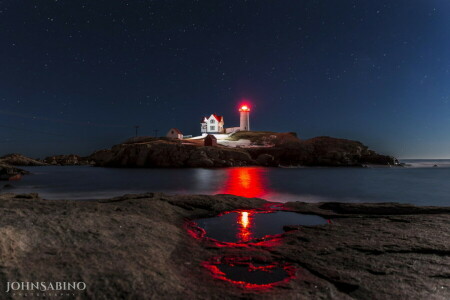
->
[195,211,326,243]
[217,264,289,285]
[3,159,450,206]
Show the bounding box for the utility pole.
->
[153,129,159,137]
[134,125,140,137]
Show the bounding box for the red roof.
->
[212,114,223,122]
[205,134,217,141]
[169,128,182,134]
[200,114,223,123]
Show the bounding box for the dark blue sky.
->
[1,0,449,158]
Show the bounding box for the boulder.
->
[0,163,29,181]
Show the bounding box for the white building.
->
[200,106,252,135]
[239,105,250,131]
[166,128,184,139]
[201,114,225,134]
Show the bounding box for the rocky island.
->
[90,132,398,168]
[0,192,448,299]
[0,132,398,181]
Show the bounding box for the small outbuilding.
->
[204,134,217,146]
[166,128,184,139]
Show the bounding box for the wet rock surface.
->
[0,193,448,299]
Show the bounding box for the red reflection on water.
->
[8,174,22,181]
[185,205,296,291]
[218,167,269,198]
[202,256,297,290]
[185,212,284,248]
[237,211,252,242]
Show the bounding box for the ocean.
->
[5,159,450,206]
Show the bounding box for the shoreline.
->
[0,192,448,299]
[1,133,400,170]
[1,159,403,183]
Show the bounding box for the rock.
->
[0,163,29,181]
[0,153,47,166]
[287,132,298,137]
[303,136,398,166]
[0,192,448,299]
[13,193,39,199]
[88,134,399,168]
[43,154,91,166]
[256,153,275,166]
[186,150,215,167]
[89,140,256,168]
[247,136,399,167]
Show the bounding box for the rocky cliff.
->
[0,153,48,166]
[246,136,398,167]
[90,140,255,168]
[89,133,398,168]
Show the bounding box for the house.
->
[199,105,251,135]
[166,128,183,139]
[201,114,225,134]
[204,134,217,146]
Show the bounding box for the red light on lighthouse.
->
[239,105,250,112]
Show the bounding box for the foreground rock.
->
[0,153,48,166]
[89,133,398,168]
[0,163,29,180]
[0,193,448,299]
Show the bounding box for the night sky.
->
[1,1,449,159]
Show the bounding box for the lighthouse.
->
[239,105,250,131]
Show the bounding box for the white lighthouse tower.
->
[239,105,250,131]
